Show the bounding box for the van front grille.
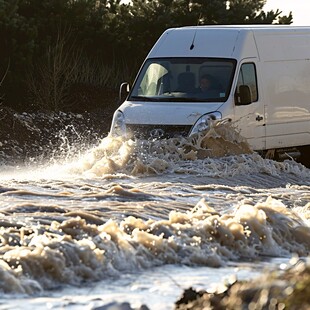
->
[126,124,192,139]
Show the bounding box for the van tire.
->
[298,146,310,168]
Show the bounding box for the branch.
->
[0,59,10,87]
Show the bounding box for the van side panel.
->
[254,31,310,149]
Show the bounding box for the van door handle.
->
[256,115,263,121]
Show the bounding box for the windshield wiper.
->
[164,97,207,102]
[130,96,161,102]
[130,95,216,102]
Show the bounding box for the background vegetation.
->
[0,0,292,112]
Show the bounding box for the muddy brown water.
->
[0,124,309,309]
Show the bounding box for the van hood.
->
[119,100,222,125]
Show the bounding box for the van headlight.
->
[110,110,126,137]
[189,112,222,136]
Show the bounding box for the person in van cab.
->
[198,74,212,93]
[197,74,222,99]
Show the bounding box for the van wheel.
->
[298,146,310,168]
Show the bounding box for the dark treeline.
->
[0,0,292,112]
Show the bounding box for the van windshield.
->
[130,58,236,102]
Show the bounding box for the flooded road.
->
[0,129,309,309]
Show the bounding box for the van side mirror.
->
[118,82,130,106]
[236,85,252,105]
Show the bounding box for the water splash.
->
[70,120,308,179]
[0,196,309,294]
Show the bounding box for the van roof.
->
[178,25,310,30]
[148,25,310,59]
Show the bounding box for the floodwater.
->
[0,121,309,309]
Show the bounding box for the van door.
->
[234,61,266,151]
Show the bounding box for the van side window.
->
[235,63,258,105]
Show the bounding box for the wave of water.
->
[0,123,309,309]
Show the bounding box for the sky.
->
[264,0,309,25]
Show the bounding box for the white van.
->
[110,25,310,164]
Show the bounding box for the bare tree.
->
[0,60,10,106]
[28,28,82,111]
